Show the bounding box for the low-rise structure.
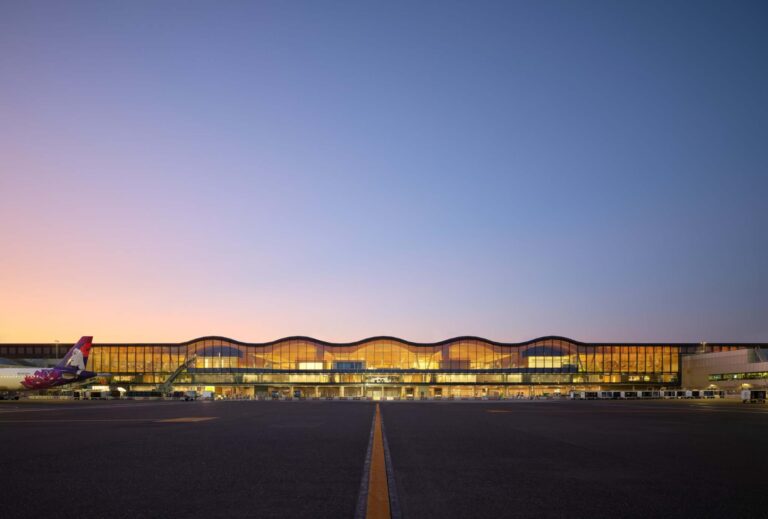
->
[682,348,768,392]
[1,335,764,398]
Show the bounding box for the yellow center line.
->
[366,403,391,519]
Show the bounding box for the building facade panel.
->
[1,337,759,397]
[682,349,768,390]
[78,337,752,392]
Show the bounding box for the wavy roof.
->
[4,336,763,348]
[84,335,762,348]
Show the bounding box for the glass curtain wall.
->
[84,337,739,387]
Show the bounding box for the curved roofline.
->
[173,335,587,348]
[165,336,763,347]
[155,335,687,347]
[3,336,765,347]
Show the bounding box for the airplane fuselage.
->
[0,366,97,391]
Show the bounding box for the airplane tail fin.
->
[56,336,93,371]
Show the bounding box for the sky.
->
[1,1,766,343]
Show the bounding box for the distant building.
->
[0,336,762,398]
[683,348,768,391]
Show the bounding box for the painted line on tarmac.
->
[367,404,391,519]
[355,404,400,519]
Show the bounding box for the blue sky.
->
[0,1,766,342]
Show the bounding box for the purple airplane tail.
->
[56,336,93,371]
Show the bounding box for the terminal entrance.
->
[364,386,401,400]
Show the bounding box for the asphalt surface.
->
[0,400,373,519]
[1,399,767,519]
[382,400,768,519]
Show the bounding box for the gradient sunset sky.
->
[1,1,766,343]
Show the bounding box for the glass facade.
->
[80,336,748,392]
[0,336,752,397]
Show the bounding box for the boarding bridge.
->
[157,355,197,394]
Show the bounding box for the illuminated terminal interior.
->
[0,336,756,398]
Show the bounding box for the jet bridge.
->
[157,355,197,394]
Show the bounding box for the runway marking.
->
[356,404,400,519]
[155,417,217,423]
[487,409,513,413]
[367,404,391,519]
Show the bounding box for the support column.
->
[340,386,345,397]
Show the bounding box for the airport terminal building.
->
[0,336,763,398]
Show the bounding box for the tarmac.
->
[1,399,767,519]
